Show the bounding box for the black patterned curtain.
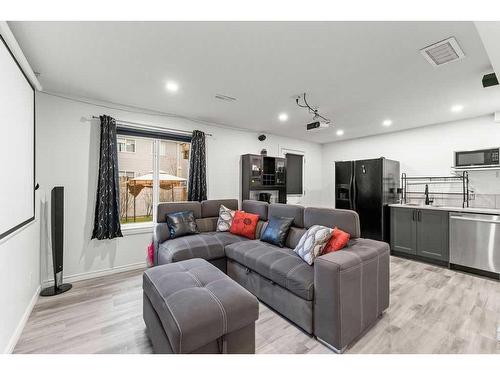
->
[92,115,123,240]
[187,130,207,202]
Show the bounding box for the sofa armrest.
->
[313,239,390,352]
[153,223,170,265]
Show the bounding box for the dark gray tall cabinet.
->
[390,207,449,264]
[241,154,287,203]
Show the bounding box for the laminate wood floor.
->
[13,257,500,354]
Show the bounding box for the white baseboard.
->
[5,285,41,354]
[42,261,147,287]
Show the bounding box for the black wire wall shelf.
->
[401,171,472,208]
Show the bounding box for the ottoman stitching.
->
[164,286,199,302]
[146,273,184,353]
[205,287,228,336]
[185,271,203,287]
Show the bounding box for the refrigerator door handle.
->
[349,170,354,210]
[352,165,357,211]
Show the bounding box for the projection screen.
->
[0,34,35,240]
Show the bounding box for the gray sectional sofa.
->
[153,199,390,353]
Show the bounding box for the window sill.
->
[121,222,154,236]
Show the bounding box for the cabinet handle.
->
[412,209,416,221]
[418,210,422,221]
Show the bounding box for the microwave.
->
[454,147,500,168]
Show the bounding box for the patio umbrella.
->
[126,171,187,221]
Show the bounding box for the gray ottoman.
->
[143,258,259,354]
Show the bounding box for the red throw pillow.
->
[230,210,259,239]
[322,227,350,254]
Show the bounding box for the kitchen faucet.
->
[424,184,431,205]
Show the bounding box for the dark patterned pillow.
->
[216,205,236,232]
[165,211,199,239]
[260,216,294,247]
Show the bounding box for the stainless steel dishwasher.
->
[449,212,500,274]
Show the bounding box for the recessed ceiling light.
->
[336,129,344,136]
[278,113,288,122]
[451,104,464,113]
[166,81,179,93]
[382,119,392,127]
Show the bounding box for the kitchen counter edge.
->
[388,204,500,215]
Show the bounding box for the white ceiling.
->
[9,21,500,143]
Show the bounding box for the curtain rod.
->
[90,116,212,136]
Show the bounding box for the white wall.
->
[321,115,500,207]
[36,92,323,283]
[0,22,41,354]
[0,193,40,353]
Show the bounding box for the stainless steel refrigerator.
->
[335,157,400,242]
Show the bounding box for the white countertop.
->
[389,203,500,216]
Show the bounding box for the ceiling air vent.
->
[420,37,465,67]
[215,94,237,102]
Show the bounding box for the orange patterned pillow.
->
[230,210,259,239]
[322,227,350,254]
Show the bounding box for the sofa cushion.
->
[157,231,247,265]
[268,203,304,228]
[157,202,201,222]
[201,199,238,218]
[195,217,218,233]
[242,200,268,220]
[224,240,314,300]
[285,227,306,249]
[304,207,360,238]
[260,216,294,248]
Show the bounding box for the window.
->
[285,153,304,195]
[117,127,191,225]
[117,138,136,153]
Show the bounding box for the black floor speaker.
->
[40,186,72,297]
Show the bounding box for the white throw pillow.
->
[294,225,333,265]
[216,205,236,232]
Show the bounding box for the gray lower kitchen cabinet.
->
[390,207,449,263]
[390,207,417,255]
[415,209,449,261]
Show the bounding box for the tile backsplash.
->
[407,194,500,209]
